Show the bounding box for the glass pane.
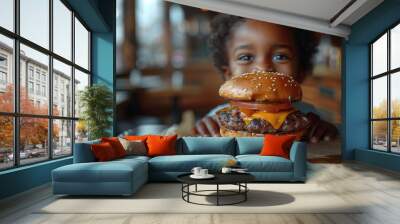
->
[391,24,400,70]
[372,76,387,119]
[0,116,14,170]
[116,0,124,45]
[391,120,400,153]
[75,120,88,143]
[20,0,49,49]
[20,117,49,165]
[0,34,14,112]
[372,33,387,76]
[170,4,186,68]
[74,18,89,70]
[53,0,72,60]
[372,121,388,151]
[74,69,89,118]
[20,44,49,115]
[391,72,400,118]
[136,0,166,68]
[53,119,72,157]
[0,0,14,31]
[53,59,72,117]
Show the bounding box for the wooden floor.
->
[1,141,400,224]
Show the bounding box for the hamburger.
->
[216,71,310,137]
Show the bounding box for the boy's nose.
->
[252,64,274,72]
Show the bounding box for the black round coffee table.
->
[177,173,255,206]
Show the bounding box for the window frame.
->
[0,0,92,171]
[370,19,400,154]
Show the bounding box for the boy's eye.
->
[237,54,254,62]
[272,54,290,62]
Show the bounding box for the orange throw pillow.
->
[124,135,148,141]
[260,134,297,159]
[101,137,127,158]
[91,142,117,161]
[146,135,177,157]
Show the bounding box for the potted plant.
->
[79,84,113,140]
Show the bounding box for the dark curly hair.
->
[208,15,317,82]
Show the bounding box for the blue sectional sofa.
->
[52,137,307,196]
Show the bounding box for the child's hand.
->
[305,112,338,143]
[193,116,221,137]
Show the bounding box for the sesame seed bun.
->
[218,71,302,103]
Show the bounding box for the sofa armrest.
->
[73,141,99,163]
[289,141,307,181]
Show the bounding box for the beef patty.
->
[217,107,310,134]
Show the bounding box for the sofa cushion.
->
[101,137,127,158]
[53,159,147,183]
[149,154,235,172]
[259,134,297,159]
[179,137,235,155]
[236,137,263,155]
[236,155,293,172]
[119,138,147,156]
[91,142,118,161]
[147,135,177,157]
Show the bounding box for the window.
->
[0,55,7,67]
[136,0,166,68]
[74,18,90,70]
[53,59,72,117]
[371,22,400,154]
[53,0,72,60]
[0,0,91,170]
[0,0,14,32]
[35,70,40,81]
[35,84,40,95]
[42,85,46,97]
[28,81,34,94]
[28,67,34,80]
[0,71,6,85]
[0,34,13,113]
[20,0,49,49]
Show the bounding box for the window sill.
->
[0,156,72,176]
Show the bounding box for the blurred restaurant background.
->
[115,0,342,136]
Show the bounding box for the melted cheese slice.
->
[243,109,296,129]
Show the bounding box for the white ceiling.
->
[166,0,384,38]
[226,0,352,22]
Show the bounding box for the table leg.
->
[195,184,197,192]
[187,184,190,202]
[245,183,247,201]
[217,184,219,206]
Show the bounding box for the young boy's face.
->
[224,20,299,80]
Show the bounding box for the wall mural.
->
[116,0,342,160]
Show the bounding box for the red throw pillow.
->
[260,134,297,159]
[91,142,117,161]
[146,135,177,157]
[124,135,148,141]
[101,137,126,158]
